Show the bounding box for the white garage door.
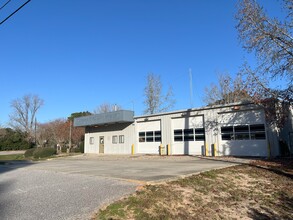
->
[172,116,205,155]
[137,120,161,154]
[218,111,268,157]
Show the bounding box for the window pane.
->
[251,132,266,139]
[139,132,145,142]
[221,126,233,133]
[119,135,124,143]
[250,124,265,132]
[90,137,94,144]
[234,125,249,132]
[112,136,117,144]
[222,133,233,140]
[174,129,182,135]
[155,137,161,142]
[235,133,250,140]
[146,137,154,142]
[146,131,153,137]
[195,135,205,141]
[194,128,205,134]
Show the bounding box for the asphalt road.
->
[0,155,235,220]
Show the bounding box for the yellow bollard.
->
[205,143,208,156]
[131,144,134,155]
[167,144,171,156]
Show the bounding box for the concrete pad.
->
[25,155,236,183]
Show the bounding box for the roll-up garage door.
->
[172,116,205,155]
[218,110,268,156]
[137,120,161,154]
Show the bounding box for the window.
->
[112,135,118,144]
[221,126,234,140]
[174,129,183,141]
[146,131,154,142]
[139,132,145,142]
[174,128,205,142]
[119,135,124,143]
[138,131,161,143]
[221,124,266,141]
[90,137,94,145]
[234,125,249,140]
[250,124,266,139]
[195,128,205,141]
[154,131,161,142]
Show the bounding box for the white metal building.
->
[74,102,278,157]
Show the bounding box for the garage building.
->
[74,102,279,157]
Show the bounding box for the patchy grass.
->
[0,154,25,161]
[95,162,293,220]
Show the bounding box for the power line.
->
[0,0,31,26]
[0,0,12,11]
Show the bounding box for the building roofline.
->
[134,101,258,119]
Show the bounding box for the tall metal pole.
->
[189,68,194,108]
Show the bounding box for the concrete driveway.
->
[0,155,235,220]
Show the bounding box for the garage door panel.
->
[172,116,204,155]
[137,120,161,154]
[219,111,265,126]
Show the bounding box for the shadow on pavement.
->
[0,160,35,175]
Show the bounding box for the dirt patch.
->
[95,162,293,220]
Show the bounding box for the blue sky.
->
[0,0,284,125]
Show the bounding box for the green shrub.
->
[33,147,56,159]
[0,128,32,151]
[24,148,36,158]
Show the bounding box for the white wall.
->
[84,123,135,154]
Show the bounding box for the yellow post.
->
[131,144,134,155]
[214,143,217,157]
[205,142,208,156]
[167,144,171,156]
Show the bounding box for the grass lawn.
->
[0,154,25,161]
[95,160,293,220]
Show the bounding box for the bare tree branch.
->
[9,94,44,141]
[143,73,175,114]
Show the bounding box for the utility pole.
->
[68,119,72,153]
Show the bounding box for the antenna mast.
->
[189,68,194,108]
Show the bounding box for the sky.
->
[0,0,285,126]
